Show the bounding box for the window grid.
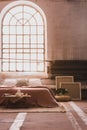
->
[1,5,45,72]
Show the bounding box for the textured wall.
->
[0,0,87,60]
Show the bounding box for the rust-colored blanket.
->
[0,86,58,108]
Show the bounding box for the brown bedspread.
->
[0,86,58,108]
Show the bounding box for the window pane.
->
[3,54,9,58]
[17,54,22,59]
[10,63,15,71]
[38,49,44,53]
[15,13,22,21]
[31,54,36,60]
[24,36,29,43]
[24,49,30,53]
[24,63,30,71]
[3,26,9,34]
[31,44,37,48]
[3,36,9,43]
[24,13,31,20]
[31,35,36,43]
[10,26,16,34]
[10,50,16,53]
[3,63,9,71]
[3,49,9,53]
[17,63,22,71]
[10,17,18,25]
[24,44,29,48]
[38,26,43,34]
[10,54,16,59]
[17,36,22,43]
[31,63,37,71]
[38,54,44,60]
[24,6,36,15]
[3,13,12,25]
[31,26,36,34]
[17,26,22,34]
[10,44,16,48]
[10,36,16,43]
[17,49,23,53]
[10,6,22,15]
[24,54,30,59]
[24,26,30,34]
[38,63,44,71]
[3,44,9,48]
[30,18,36,25]
[38,44,44,48]
[34,13,43,25]
[38,36,44,43]
[31,49,37,53]
[17,44,22,48]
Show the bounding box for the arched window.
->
[0,1,47,74]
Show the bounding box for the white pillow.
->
[2,79,16,87]
[29,78,42,87]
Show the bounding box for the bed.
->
[0,86,58,108]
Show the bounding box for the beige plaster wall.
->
[0,0,87,61]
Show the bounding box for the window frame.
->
[0,1,47,76]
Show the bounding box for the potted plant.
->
[56,88,69,95]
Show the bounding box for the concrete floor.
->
[0,101,87,130]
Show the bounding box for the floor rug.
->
[0,105,66,113]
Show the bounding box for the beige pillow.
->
[0,78,4,85]
[16,79,29,87]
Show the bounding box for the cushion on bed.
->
[16,79,29,87]
[0,78,42,88]
[0,79,16,87]
[0,78,4,85]
[29,78,42,87]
